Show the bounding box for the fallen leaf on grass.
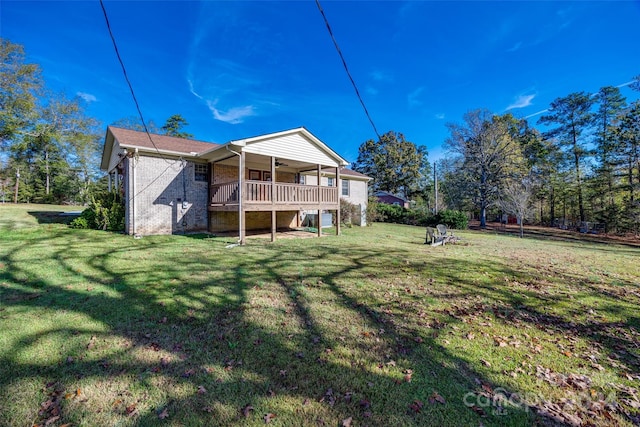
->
[158,408,169,419]
[470,405,487,417]
[409,399,424,413]
[197,385,207,394]
[480,359,491,367]
[429,391,446,404]
[87,336,96,350]
[125,404,138,416]
[44,415,59,426]
[264,412,277,423]
[241,404,254,418]
[181,369,195,378]
[404,369,413,382]
[342,416,353,426]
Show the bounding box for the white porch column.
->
[317,164,322,238]
[336,166,341,236]
[271,156,276,242]
[239,151,246,245]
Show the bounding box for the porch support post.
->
[108,172,112,192]
[271,156,276,242]
[239,151,246,245]
[317,164,322,238]
[336,166,341,236]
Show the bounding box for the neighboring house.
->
[100,126,370,242]
[375,191,409,208]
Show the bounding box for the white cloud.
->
[76,92,97,103]
[366,86,379,96]
[524,109,548,119]
[187,79,203,99]
[207,101,255,124]
[506,94,535,110]
[616,80,635,88]
[506,41,522,53]
[370,70,392,82]
[435,113,445,120]
[407,87,424,108]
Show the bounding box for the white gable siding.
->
[243,134,339,167]
[107,140,126,172]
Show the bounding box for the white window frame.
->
[341,179,349,196]
[194,163,208,182]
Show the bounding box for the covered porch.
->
[199,128,348,244]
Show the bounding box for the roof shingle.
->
[108,126,218,155]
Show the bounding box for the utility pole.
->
[14,169,20,203]
[434,162,438,214]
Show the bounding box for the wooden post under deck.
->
[336,166,341,236]
[239,151,246,245]
[317,164,322,238]
[271,156,276,242]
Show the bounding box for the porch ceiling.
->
[213,153,331,173]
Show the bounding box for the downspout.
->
[131,148,138,236]
[226,146,243,243]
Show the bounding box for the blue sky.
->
[2,1,639,163]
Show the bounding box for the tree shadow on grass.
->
[27,210,82,225]
[2,227,636,425]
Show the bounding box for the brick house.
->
[100,126,370,243]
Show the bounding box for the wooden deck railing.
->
[210,182,239,204]
[210,181,338,206]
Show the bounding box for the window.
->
[249,169,261,180]
[327,177,335,187]
[297,174,306,185]
[341,179,349,196]
[194,163,208,182]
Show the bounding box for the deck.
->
[209,181,339,211]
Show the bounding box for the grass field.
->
[1,203,639,426]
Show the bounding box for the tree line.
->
[0,39,193,205]
[442,81,639,234]
[353,79,639,235]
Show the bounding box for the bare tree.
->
[498,177,536,238]
[445,110,525,228]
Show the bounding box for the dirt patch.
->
[213,228,321,240]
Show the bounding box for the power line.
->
[315,0,382,141]
[99,0,170,164]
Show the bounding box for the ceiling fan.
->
[275,159,288,167]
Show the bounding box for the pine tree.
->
[539,92,594,223]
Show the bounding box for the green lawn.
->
[1,204,639,426]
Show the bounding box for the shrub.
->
[377,203,406,224]
[69,216,89,229]
[339,198,359,227]
[365,197,382,225]
[69,190,125,232]
[372,203,468,230]
[434,209,468,229]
